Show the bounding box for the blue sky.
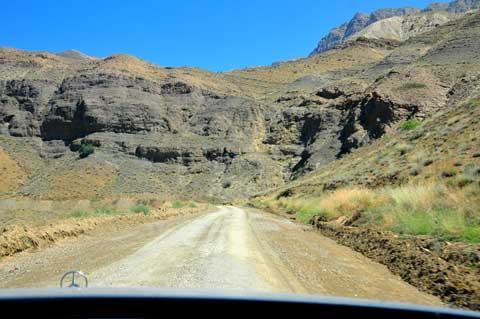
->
[2,0,444,71]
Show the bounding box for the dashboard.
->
[0,288,478,318]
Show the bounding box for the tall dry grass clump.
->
[273,182,480,243]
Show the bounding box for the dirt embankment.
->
[0,206,207,258]
[311,218,480,311]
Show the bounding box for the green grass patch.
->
[68,207,118,219]
[272,184,480,243]
[93,206,117,216]
[296,209,321,223]
[130,203,150,215]
[172,201,183,209]
[398,82,428,91]
[463,98,480,109]
[462,225,480,243]
[188,201,197,208]
[69,210,91,219]
[89,197,101,203]
[399,119,421,131]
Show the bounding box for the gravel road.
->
[0,206,442,306]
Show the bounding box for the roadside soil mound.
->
[312,218,480,310]
[0,206,206,258]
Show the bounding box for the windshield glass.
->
[1,0,479,313]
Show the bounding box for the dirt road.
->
[0,206,441,306]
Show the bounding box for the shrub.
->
[222,180,232,189]
[296,209,320,224]
[70,207,118,218]
[188,201,197,208]
[172,201,183,209]
[89,197,101,203]
[463,225,480,243]
[464,163,480,178]
[395,143,413,155]
[79,143,95,158]
[454,161,463,167]
[130,203,150,215]
[70,210,90,218]
[94,206,116,215]
[422,159,434,167]
[441,168,457,178]
[448,176,474,188]
[410,165,422,176]
[464,98,480,109]
[399,119,421,131]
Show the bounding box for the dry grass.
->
[0,147,27,193]
[271,183,480,243]
[226,45,390,85]
[46,162,118,200]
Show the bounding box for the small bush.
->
[130,203,150,215]
[94,206,117,215]
[454,161,463,167]
[463,225,480,243]
[399,120,421,131]
[398,82,427,91]
[222,180,232,189]
[172,201,183,209]
[70,210,91,218]
[410,165,422,176]
[69,207,118,219]
[422,159,434,167]
[395,143,413,155]
[464,163,480,178]
[89,197,101,203]
[441,168,457,178]
[79,143,95,158]
[188,201,197,208]
[296,209,320,224]
[464,98,480,109]
[448,176,474,188]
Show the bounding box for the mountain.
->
[1,2,479,310]
[310,0,480,55]
[1,8,480,202]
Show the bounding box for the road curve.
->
[0,206,442,306]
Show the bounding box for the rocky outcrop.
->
[426,0,480,13]
[347,12,457,42]
[310,0,479,55]
[310,7,420,55]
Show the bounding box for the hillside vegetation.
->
[256,98,480,243]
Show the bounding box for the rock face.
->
[310,0,480,55]
[348,12,456,42]
[426,0,480,13]
[310,7,421,55]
